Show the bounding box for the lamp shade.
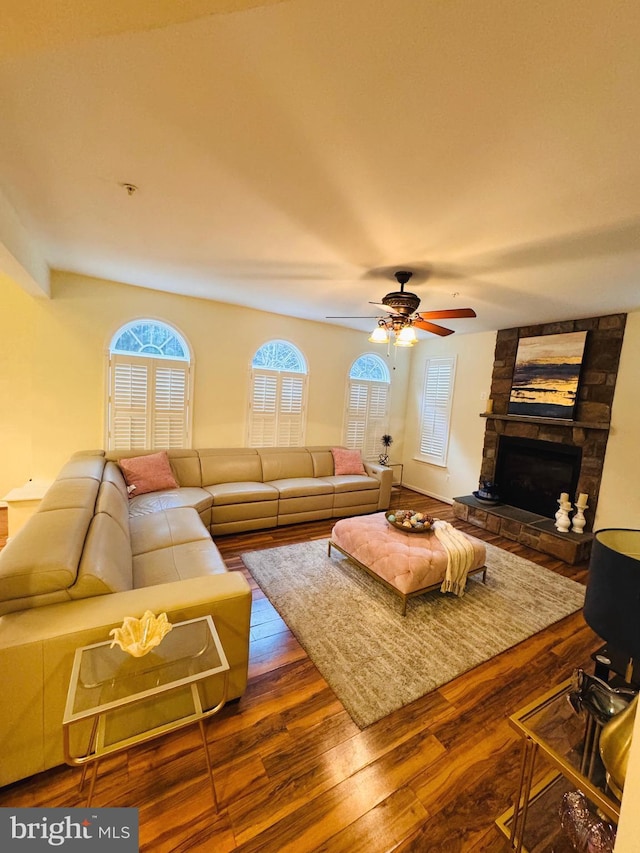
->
[368,325,389,344]
[583,529,640,661]
[394,325,417,347]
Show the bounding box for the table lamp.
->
[583,528,640,798]
[584,528,640,683]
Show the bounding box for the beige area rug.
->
[241,538,586,728]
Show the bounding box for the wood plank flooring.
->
[0,490,603,852]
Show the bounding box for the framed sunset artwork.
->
[508,331,587,419]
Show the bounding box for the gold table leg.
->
[510,738,537,851]
[198,719,218,812]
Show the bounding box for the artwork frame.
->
[508,331,587,419]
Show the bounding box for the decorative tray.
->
[385,509,434,534]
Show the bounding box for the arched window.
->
[248,340,308,447]
[107,319,192,450]
[344,354,391,458]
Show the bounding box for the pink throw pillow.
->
[331,447,366,476]
[119,451,179,498]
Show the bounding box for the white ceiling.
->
[1,0,639,335]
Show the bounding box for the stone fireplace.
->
[454,313,626,563]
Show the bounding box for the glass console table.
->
[386,462,403,490]
[63,615,230,809]
[496,678,620,852]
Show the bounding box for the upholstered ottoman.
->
[329,511,487,614]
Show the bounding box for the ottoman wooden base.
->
[329,512,487,615]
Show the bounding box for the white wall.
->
[594,309,640,851]
[0,186,50,297]
[595,309,640,529]
[401,330,497,502]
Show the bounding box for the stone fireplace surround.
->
[453,313,626,564]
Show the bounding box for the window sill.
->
[412,456,447,469]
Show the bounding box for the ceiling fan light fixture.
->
[394,324,417,347]
[368,324,390,344]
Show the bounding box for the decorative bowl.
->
[385,509,434,534]
[109,610,173,657]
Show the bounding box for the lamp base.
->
[592,644,640,689]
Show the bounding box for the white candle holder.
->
[555,500,572,534]
[572,504,588,534]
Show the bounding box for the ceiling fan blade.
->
[417,308,477,320]
[326,315,383,319]
[368,301,394,311]
[412,318,455,336]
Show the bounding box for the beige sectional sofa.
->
[0,445,390,787]
[108,446,393,534]
[0,451,252,787]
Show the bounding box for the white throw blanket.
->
[433,520,476,597]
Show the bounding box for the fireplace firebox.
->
[494,436,582,520]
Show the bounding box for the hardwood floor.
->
[0,490,602,852]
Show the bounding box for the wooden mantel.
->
[480,413,610,430]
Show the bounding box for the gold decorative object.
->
[599,693,638,800]
[109,610,173,657]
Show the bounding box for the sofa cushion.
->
[128,487,213,517]
[95,480,132,541]
[206,481,279,506]
[331,447,366,476]
[0,507,93,601]
[319,474,379,493]
[268,477,334,498]
[39,477,100,512]
[119,451,179,498]
[199,448,262,486]
[56,456,106,482]
[308,447,336,477]
[129,507,211,556]
[133,539,227,586]
[102,460,130,501]
[70,512,133,599]
[165,450,202,487]
[259,449,314,481]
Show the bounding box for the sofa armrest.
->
[0,573,252,787]
[363,462,394,509]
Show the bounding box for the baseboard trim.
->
[401,483,454,505]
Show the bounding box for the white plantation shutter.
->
[345,382,368,449]
[248,372,278,446]
[344,380,389,459]
[278,375,305,445]
[110,359,150,450]
[152,365,189,448]
[419,356,456,465]
[248,369,306,447]
[108,354,190,450]
[365,383,389,458]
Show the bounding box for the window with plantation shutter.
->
[344,354,390,459]
[107,320,192,450]
[248,341,307,447]
[418,356,456,466]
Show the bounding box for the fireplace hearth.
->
[495,436,582,520]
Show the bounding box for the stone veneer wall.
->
[480,313,627,532]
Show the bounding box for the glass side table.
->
[386,462,403,489]
[496,678,620,852]
[63,615,229,809]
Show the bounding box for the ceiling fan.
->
[327,270,477,345]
